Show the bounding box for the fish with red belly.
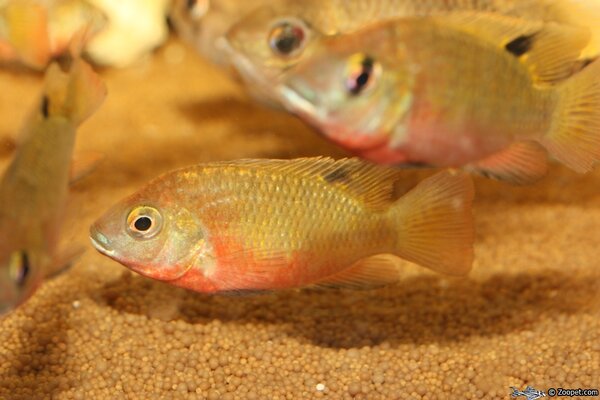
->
[90,158,475,293]
[273,14,600,184]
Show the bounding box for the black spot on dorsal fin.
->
[323,167,350,183]
[505,33,537,57]
[40,96,50,118]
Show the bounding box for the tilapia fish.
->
[223,0,599,104]
[274,14,600,184]
[90,158,474,294]
[0,58,106,316]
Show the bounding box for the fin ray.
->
[543,59,600,172]
[467,141,548,185]
[390,170,475,276]
[310,254,403,290]
[205,157,406,210]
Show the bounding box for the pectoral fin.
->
[466,141,549,185]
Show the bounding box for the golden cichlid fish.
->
[0,57,106,316]
[223,0,600,105]
[90,158,475,294]
[274,14,600,184]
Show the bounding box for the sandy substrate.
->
[0,38,598,400]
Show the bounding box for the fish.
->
[90,157,475,294]
[0,0,106,70]
[273,14,600,184]
[169,0,275,69]
[223,0,599,105]
[0,56,106,316]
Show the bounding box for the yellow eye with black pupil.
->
[127,206,163,239]
[345,53,380,96]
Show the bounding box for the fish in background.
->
[273,14,600,184]
[222,0,600,105]
[90,158,475,294]
[84,0,170,67]
[0,0,171,69]
[0,55,106,316]
[170,0,276,69]
[0,0,106,70]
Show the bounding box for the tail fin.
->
[43,57,107,126]
[544,59,600,173]
[389,170,475,276]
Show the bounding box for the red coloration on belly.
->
[167,268,220,293]
[127,259,189,282]
[323,120,390,152]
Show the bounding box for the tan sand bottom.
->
[0,39,598,399]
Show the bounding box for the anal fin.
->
[467,141,548,185]
[310,254,403,290]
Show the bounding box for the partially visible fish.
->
[90,158,475,294]
[0,0,106,70]
[170,0,276,68]
[274,14,600,184]
[223,0,599,104]
[0,56,106,316]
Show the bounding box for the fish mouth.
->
[274,83,320,118]
[89,226,115,257]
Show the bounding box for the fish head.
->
[0,247,44,317]
[274,31,415,152]
[90,187,209,282]
[223,5,315,90]
[171,0,267,68]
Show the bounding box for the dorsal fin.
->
[206,157,406,210]
[434,12,591,85]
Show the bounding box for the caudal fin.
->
[389,170,475,276]
[42,57,106,126]
[544,59,600,173]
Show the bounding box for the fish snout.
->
[89,225,113,256]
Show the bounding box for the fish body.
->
[223,0,599,104]
[275,15,600,183]
[0,58,105,316]
[90,158,474,293]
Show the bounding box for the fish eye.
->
[126,206,163,240]
[9,251,30,287]
[345,53,381,96]
[268,19,308,58]
[185,0,209,20]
